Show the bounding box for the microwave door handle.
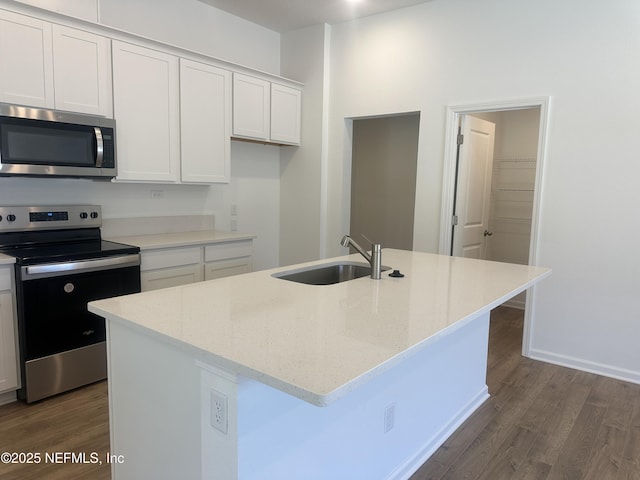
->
[94,127,104,167]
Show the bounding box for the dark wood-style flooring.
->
[411,307,640,480]
[0,307,638,479]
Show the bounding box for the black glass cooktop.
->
[0,228,139,265]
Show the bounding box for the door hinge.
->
[452,215,458,226]
[457,133,464,145]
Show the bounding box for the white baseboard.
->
[529,349,640,385]
[388,386,490,480]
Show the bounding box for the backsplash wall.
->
[0,139,280,271]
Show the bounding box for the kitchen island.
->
[88,249,550,480]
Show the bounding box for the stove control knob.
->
[80,212,88,219]
[7,214,16,222]
[90,211,99,219]
[0,215,2,222]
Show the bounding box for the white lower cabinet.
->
[140,246,202,292]
[204,241,253,280]
[140,240,253,292]
[0,268,18,395]
[141,264,203,292]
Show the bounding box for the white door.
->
[452,115,495,259]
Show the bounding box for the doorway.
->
[349,113,420,249]
[440,97,550,355]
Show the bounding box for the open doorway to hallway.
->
[349,113,420,250]
[454,107,541,309]
[440,97,550,356]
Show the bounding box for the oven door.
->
[16,254,140,402]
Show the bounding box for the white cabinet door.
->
[0,10,54,108]
[232,73,270,141]
[204,258,252,281]
[204,240,253,280]
[141,265,203,292]
[112,40,180,182]
[180,59,231,183]
[232,73,301,145]
[52,25,112,117]
[270,83,301,145]
[0,288,18,394]
[140,246,202,292]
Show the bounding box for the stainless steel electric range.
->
[0,205,141,403]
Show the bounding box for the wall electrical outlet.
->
[384,403,396,434]
[150,190,164,200]
[210,389,228,435]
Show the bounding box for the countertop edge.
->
[106,230,256,251]
[316,267,552,405]
[0,254,16,265]
[89,267,550,407]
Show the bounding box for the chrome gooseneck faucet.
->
[340,234,382,279]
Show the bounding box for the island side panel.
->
[233,311,491,480]
[106,320,204,480]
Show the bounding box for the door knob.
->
[483,230,493,237]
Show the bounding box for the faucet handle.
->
[361,233,377,246]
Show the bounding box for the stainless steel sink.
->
[273,261,389,285]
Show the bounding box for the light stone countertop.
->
[106,230,256,251]
[0,254,16,265]
[88,249,550,406]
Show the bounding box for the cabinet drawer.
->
[204,258,252,281]
[141,246,201,271]
[0,268,11,291]
[204,241,252,262]
[141,264,203,292]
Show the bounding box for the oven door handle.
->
[22,254,140,279]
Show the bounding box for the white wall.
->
[0,0,282,270]
[324,0,640,383]
[279,24,330,266]
[98,0,280,74]
[13,0,98,21]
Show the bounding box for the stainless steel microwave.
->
[0,104,116,180]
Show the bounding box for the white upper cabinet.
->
[0,8,303,184]
[232,72,301,146]
[0,10,54,108]
[270,83,301,145]
[52,24,112,117]
[232,73,270,141]
[180,59,231,184]
[112,40,180,183]
[0,10,111,116]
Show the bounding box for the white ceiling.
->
[197,0,432,33]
